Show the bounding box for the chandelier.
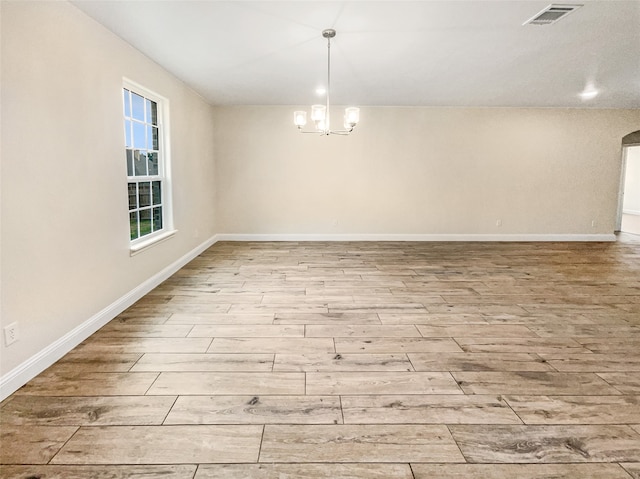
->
[293,29,360,136]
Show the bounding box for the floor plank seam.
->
[160,394,180,425]
[46,425,81,465]
[256,424,266,464]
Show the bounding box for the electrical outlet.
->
[591,220,597,228]
[496,219,502,227]
[3,322,19,346]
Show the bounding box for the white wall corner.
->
[0,234,218,401]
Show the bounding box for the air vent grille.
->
[524,4,582,25]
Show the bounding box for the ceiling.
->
[71,1,640,108]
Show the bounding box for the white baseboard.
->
[623,209,640,216]
[0,235,218,401]
[215,233,616,242]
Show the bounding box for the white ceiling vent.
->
[523,4,582,26]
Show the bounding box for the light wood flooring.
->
[2,238,640,478]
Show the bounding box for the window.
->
[123,81,173,252]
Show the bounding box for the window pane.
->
[124,120,132,147]
[138,181,151,207]
[146,99,158,125]
[147,125,159,151]
[123,89,131,118]
[131,92,145,121]
[152,181,162,205]
[139,209,152,237]
[133,150,147,176]
[133,121,146,149]
[130,211,139,240]
[125,86,169,244]
[126,150,134,176]
[148,152,159,176]
[153,207,163,231]
[128,183,137,210]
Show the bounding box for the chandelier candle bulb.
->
[311,105,326,121]
[294,111,307,127]
[317,119,328,132]
[345,107,360,126]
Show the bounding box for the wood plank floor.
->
[2,237,640,478]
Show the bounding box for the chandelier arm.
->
[298,127,353,135]
[297,128,352,135]
[298,130,326,135]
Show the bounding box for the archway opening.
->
[618,131,640,235]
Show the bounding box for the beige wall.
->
[214,106,639,236]
[1,2,216,375]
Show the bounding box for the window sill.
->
[130,229,177,256]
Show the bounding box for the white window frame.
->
[123,79,175,255]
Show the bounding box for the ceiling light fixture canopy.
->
[294,29,360,136]
[579,84,599,100]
